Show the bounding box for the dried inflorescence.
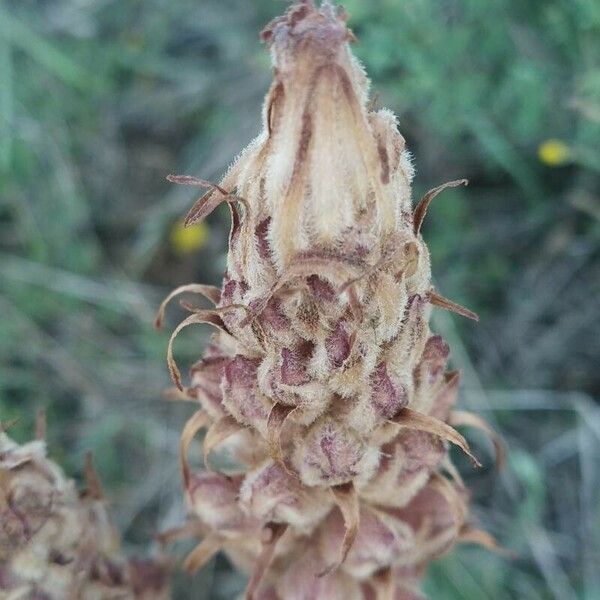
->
[159,1,502,598]
[0,420,170,600]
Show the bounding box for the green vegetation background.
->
[1,0,599,598]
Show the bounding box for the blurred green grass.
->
[0,0,599,598]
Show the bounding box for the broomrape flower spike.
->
[0,416,170,599]
[159,2,504,598]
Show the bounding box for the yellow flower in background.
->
[538,139,570,166]
[170,221,209,254]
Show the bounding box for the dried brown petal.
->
[319,482,360,576]
[155,283,222,329]
[449,410,506,469]
[413,179,468,235]
[427,290,479,322]
[182,535,222,573]
[180,410,209,489]
[203,415,242,471]
[390,408,481,467]
[245,523,287,600]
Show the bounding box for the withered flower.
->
[0,420,170,600]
